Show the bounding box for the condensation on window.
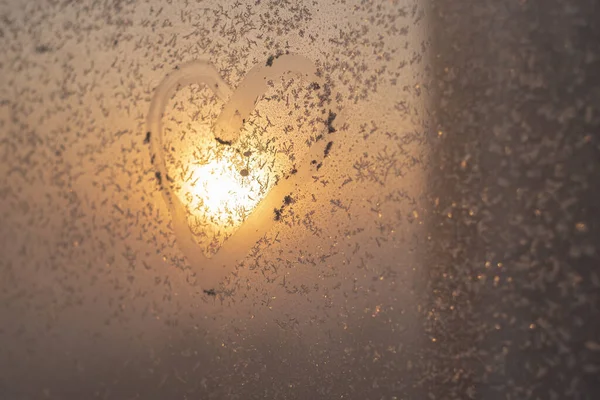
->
[0,0,431,397]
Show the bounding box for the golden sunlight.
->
[180,151,268,231]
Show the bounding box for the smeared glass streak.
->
[213,55,321,143]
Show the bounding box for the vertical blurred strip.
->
[426,0,600,398]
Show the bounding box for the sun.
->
[179,149,268,231]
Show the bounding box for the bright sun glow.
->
[180,154,267,230]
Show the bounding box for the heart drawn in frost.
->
[147,55,343,291]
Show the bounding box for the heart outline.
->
[147,55,342,290]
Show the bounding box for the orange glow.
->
[179,151,268,231]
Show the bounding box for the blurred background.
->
[0,0,598,399]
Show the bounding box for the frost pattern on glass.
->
[0,0,437,398]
